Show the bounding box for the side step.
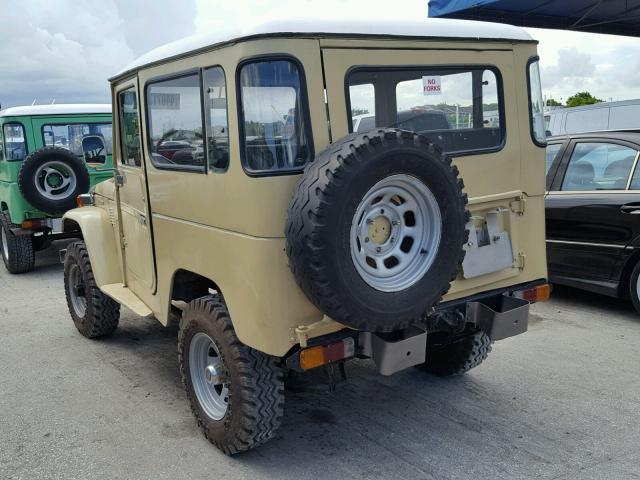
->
[100,283,153,317]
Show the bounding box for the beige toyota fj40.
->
[61,18,549,454]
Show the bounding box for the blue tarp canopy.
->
[429,0,640,37]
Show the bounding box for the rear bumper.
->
[292,279,547,376]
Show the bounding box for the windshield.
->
[528,59,546,145]
[42,123,112,156]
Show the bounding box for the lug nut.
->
[392,220,399,226]
[365,237,370,243]
[366,219,373,225]
[376,247,381,252]
[380,209,385,214]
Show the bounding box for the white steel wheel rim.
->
[34,160,77,200]
[350,174,442,292]
[1,226,9,261]
[189,332,229,420]
[68,263,87,317]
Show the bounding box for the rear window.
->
[347,67,503,154]
[238,58,313,175]
[3,123,27,161]
[42,123,112,156]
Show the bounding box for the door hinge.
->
[515,251,526,270]
[115,173,125,187]
[509,195,526,215]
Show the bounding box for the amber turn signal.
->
[299,338,356,371]
[514,283,551,303]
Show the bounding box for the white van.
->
[546,99,640,135]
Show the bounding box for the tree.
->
[351,107,369,116]
[566,91,603,108]
[546,98,563,107]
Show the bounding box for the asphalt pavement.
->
[1,241,639,480]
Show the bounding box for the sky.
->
[2,0,640,108]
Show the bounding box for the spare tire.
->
[286,129,469,332]
[18,147,90,216]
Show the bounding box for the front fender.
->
[63,207,122,287]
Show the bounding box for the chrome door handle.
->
[620,205,640,214]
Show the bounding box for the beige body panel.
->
[84,34,546,357]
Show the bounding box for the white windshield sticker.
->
[422,75,442,95]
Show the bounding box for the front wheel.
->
[178,296,284,455]
[628,261,640,315]
[418,330,492,377]
[0,212,35,274]
[63,241,120,338]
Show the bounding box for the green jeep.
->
[0,104,113,273]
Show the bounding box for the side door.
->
[545,139,640,282]
[114,80,156,294]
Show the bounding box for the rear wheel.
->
[178,296,284,455]
[0,212,35,274]
[63,241,120,338]
[418,330,492,377]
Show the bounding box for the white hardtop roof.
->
[0,104,111,117]
[114,17,534,79]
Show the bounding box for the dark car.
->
[545,131,640,312]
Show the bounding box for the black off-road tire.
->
[419,330,492,377]
[0,212,35,274]
[18,147,90,215]
[178,295,285,455]
[286,128,469,332]
[64,241,120,338]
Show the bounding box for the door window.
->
[3,123,27,161]
[238,59,312,174]
[118,89,142,167]
[561,142,638,191]
[347,67,503,154]
[147,73,204,171]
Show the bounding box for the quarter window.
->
[545,143,562,175]
[42,123,112,157]
[0,125,4,161]
[203,66,230,171]
[347,67,503,154]
[147,73,204,171]
[561,142,638,191]
[3,123,27,161]
[239,59,312,174]
[118,89,142,167]
[527,59,546,145]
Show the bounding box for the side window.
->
[118,89,142,167]
[349,83,375,132]
[239,59,312,174]
[3,123,27,161]
[0,124,4,161]
[545,143,563,175]
[561,142,638,191]
[203,66,229,172]
[147,73,204,171]
[347,67,503,154]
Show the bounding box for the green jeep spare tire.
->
[285,128,469,332]
[18,147,90,216]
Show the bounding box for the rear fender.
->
[62,207,122,286]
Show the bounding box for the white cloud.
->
[3,0,640,109]
[0,0,196,108]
